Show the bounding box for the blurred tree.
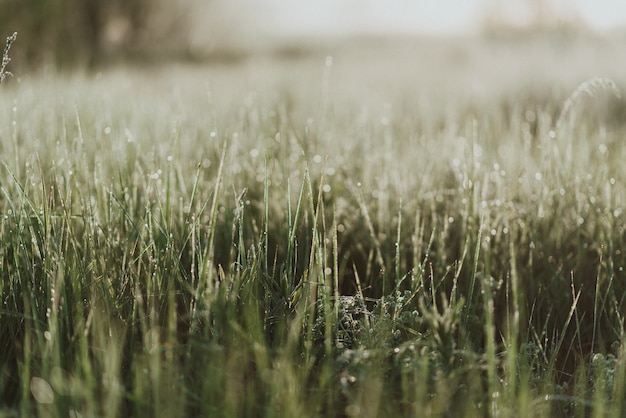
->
[0,0,191,68]
[529,0,549,26]
[480,0,585,36]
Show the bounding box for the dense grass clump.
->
[2,41,626,416]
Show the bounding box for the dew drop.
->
[30,377,54,404]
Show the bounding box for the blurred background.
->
[1,0,625,69]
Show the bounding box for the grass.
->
[0,32,16,85]
[2,36,626,417]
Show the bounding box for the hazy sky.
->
[240,0,626,36]
[576,0,626,28]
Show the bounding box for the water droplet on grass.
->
[30,377,54,404]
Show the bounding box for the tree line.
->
[0,0,191,67]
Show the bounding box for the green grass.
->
[2,37,626,417]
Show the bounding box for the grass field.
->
[2,34,626,417]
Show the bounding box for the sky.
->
[576,0,626,29]
[230,0,626,37]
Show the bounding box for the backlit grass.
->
[2,37,626,417]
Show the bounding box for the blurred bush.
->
[0,0,192,68]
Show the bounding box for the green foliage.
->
[2,39,626,416]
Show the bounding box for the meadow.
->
[2,34,626,417]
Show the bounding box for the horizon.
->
[198,0,626,41]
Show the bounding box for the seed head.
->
[0,32,17,84]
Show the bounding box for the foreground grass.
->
[2,40,626,417]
